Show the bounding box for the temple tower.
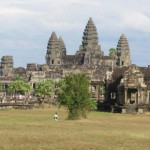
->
[59,37,66,56]
[82,17,99,48]
[46,32,62,65]
[0,56,14,76]
[79,18,102,52]
[77,18,104,65]
[117,34,131,67]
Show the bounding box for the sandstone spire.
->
[117,34,131,66]
[82,17,99,48]
[76,18,103,65]
[46,31,60,65]
[59,37,66,55]
[47,31,59,54]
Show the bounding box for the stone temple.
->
[0,18,150,113]
[45,18,115,71]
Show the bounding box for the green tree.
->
[99,85,105,94]
[8,77,31,95]
[57,73,93,120]
[35,79,54,105]
[0,82,3,90]
[55,79,65,95]
[8,77,31,101]
[89,98,97,111]
[109,48,117,59]
[15,76,23,81]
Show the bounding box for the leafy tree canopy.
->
[0,82,3,90]
[15,76,23,81]
[35,79,54,99]
[57,73,95,120]
[109,48,117,59]
[99,85,105,94]
[8,76,31,95]
[55,79,65,95]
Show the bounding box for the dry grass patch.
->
[0,106,150,150]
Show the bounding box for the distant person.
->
[54,112,58,121]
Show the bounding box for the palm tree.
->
[109,48,117,59]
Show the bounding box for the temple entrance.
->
[127,89,137,104]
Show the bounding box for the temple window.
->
[111,92,116,99]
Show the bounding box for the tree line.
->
[0,73,97,120]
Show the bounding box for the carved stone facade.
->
[106,65,150,112]
[118,65,149,104]
[0,56,14,76]
[45,32,65,65]
[0,18,150,112]
[45,18,115,68]
[117,34,131,67]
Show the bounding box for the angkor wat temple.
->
[0,18,150,113]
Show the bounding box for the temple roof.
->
[117,34,130,51]
[47,32,59,54]
[82,18,99,48]
[59,37,66,55]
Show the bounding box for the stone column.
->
[96,85,99,101]
[146,91,150,104]
[141,90,143,103]
[135,92,138,104]
[137,88,141,104]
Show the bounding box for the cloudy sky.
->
[0,0,150,67]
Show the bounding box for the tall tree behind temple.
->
[109,48,117,59]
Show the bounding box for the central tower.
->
[76,18,104,65]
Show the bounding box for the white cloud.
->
[121,12,150,33]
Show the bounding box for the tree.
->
[57,73,93,120]
[99,85,105,95]
[0,82,3,90]
[8,77,31,98]
[55,79,65,96]
[35,79,54,105]
[89,98,97,111]
[99,85,105,101]
[109,48,117,59]
[14,76,23,81]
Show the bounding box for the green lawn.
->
[0,106,150,150]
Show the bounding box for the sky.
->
[0,0,150,68]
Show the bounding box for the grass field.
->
[0,106,150,150]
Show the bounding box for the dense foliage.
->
[0,82,3,90]
[57,73,94,120]
[35,79,54,100]
[109,48,117,59]
[99,85,105,95]
[8,76,31,95]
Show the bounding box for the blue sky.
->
[0,0,150,67]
